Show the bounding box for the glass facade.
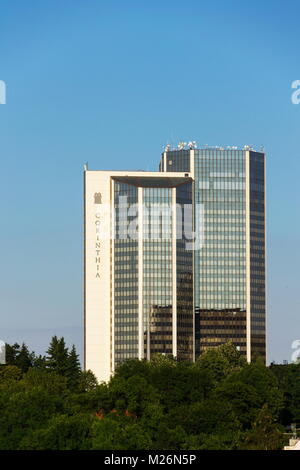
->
[165,150,191,172]
[143,186,173,358]
[176,182,194,360]
[114,181,139,366]
[113,176,193,367]
[195,150,247,356]
[249,151,266,358]
[163,148,266,362]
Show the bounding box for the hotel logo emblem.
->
[94,193,102,204]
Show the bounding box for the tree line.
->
[0,338,299,450]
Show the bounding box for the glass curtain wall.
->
[176,182,194,360]
[143,186,173,358]
[249,151,266,359]
[114,181,139,365]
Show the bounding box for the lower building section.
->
[195,308,247,357]
[143,305,173,357]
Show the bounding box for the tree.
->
[20,368,68,396]
[46,336,69,376]
[78,370,98,393]
[184,430,242,450]
[167,399,241,437]
[32,354,47,369]
[20,414,93,450]
[91,416,152,450]
[214,380,261,429]
[109,375,159,417]
[0,386,65,450]
[114,358,150,381]
[15,343,34,373]
[66,345,81,390]
[150,424,188,450]
[0,337,292,450]
[3,342,36,373]
[242,405,285,450]
[150,353,177,367]
[195,341,246,384]
[213,361,284,433]
[270,362,300,425]
[148,361,212,411]
[0,365,22,386]
[5,343,20,365]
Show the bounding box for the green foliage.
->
[20,368,68,395]
[150,424,188,450]
[184,431,242,450]
[195,341,246,383]
[0,365,22,386]
[147,361,212,411]
[242,405,285,450]
[0,386,65,449]
[46,336,69,375]
[0,340,293,450]
[167,399,241,437]
[32,354,47,368]
[213,362,284,430]
[4,343,35,372]
[77,369,98,393]
[45,337,82,390]
[270,362,300,424]
[20,414,94,450]
[109,375,159,416]
[114,358,150,380]
[91,416,152,450]
[214,380,261,429]
[65,344,81,390]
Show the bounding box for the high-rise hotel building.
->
[84,170,194,382]
[160,147,266,362]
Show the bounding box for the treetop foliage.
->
[0,338,297,450]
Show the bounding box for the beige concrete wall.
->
[84,171,112,383]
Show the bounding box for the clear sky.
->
[0,0,299,364]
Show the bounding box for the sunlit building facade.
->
[160,147,266,362]
[84,170,194,382]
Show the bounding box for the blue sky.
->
[0,0,299,363]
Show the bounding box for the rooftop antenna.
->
[83,162,88,171]
[188,141,197,149]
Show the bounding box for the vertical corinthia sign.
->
[85,171,112,383]
[94,192,102,278]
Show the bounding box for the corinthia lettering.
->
[94,193,102,278]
